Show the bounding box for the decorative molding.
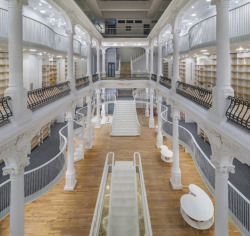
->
[211,156,235,175]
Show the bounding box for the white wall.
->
[23,54,40,90]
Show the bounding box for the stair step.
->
[111,206,136,216]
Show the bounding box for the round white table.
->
[180,184,214,230]
[160,145,173,163]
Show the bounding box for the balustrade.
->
[151,74,157,82]
[176,82,212,109]
[92,74,99,83]
[75,76,89,90]
[27,82,71,110]
[226,96,250,132]
[159,76,172,89]
[0,96,12,125]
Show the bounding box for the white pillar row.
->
[170,104,182,190]
[87,42,92,82]
[5,0,31,124]
[156,94,163,148]
[102,48,106,76]
[66,29,75,92]
[64,111,77,191]
[95,89,101,128]
[157,41,163,82]
[212,157,235,236]
[150,46,154,76]
[96,46,100,78]
[171,29,181,91]
[145,48,149,72]
[3,156,29,236]
[210,0,233,119]
[145,88,149,117]
[149,88,155,128]
[85,95,93,149]
[101,88,106,118]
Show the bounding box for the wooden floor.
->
[0,111,241,236]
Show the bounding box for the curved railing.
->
[161,118,250,235]
[0,123,67,220]
[101,93,116,104]
[166,2,250,54]
[159,76,172,89]
[151,74,157,82]
[75,76,89,90]
[0,8,86,57]
[0,96,12,125]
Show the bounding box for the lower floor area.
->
[0,111,240,235]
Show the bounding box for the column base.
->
[149,118,155,128]
[64,171,77,191]
[85,140,93,149]
[170,168,183,190]
[145,106,149,117]
[156,134,163,148]
[5,87,32,125]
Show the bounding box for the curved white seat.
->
[160,145,173,163]
[180,184,214,230]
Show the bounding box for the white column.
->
[145,88,149,117]
[87,42,92,82]
[102,48,106,76]
[64,111,77,191]
[171,30,181,91]
[145,48,149,72]
[210,0,233,119]
[66,29,75,92]
[95,89,101,128]
[156,95,163,148]
[150,47,154,75]
[85,95,93,149]
[5,0,31,124]
[149,88,155,128]
[157,41,163,82]
[101,88,106,118]
[170,105,182,190]
[212,158,235,236]
[3,157,29,236]
[96,46,100,78]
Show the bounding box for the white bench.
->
[160,145,173,163]
[180,184,214,230]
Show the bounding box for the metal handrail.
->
[92,74,99,83]
[89,152,115,236]
[27,82,71,110]
[151,74,157,82]
[133,152,153,236]
[226,96,250,132]
[0,96,12,124]
[101,73,150,80]
[75,76,89,90]
[176,82,212,109]
[159,76,171,89]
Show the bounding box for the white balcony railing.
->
[0,8,87,57]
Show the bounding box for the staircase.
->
[107,161,139,236]
[111,100,140,136]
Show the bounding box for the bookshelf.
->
[49,59,57,85]
[231,53,250,100]
[179,60,186,82]
[42,58,50,87]
[163,62,168,77]
[0,52,9,97]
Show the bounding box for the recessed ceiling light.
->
[201,49,208,52]
[191,6,194,8]
[191,14,196,17]
[207,0,211,2]
[29,49,37,52]
[203,52,210,55]
[40,10,46,14]
[39,3,42,6]
[236,47,244,51]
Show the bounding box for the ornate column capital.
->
[150,88,154,95]
[86,95,91,103]
[211,156,235,175]
[157,94,162,103]
[95,88,101,95]
[7,0,28,8]
[3,157,29,179]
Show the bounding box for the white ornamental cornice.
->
[200,122,240,161]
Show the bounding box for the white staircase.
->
[111,100,140,136]
[107,161,139,236]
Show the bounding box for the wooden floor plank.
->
[0,111,240,235]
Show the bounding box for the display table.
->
[160,145,173,163]
[180,184,214,230]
